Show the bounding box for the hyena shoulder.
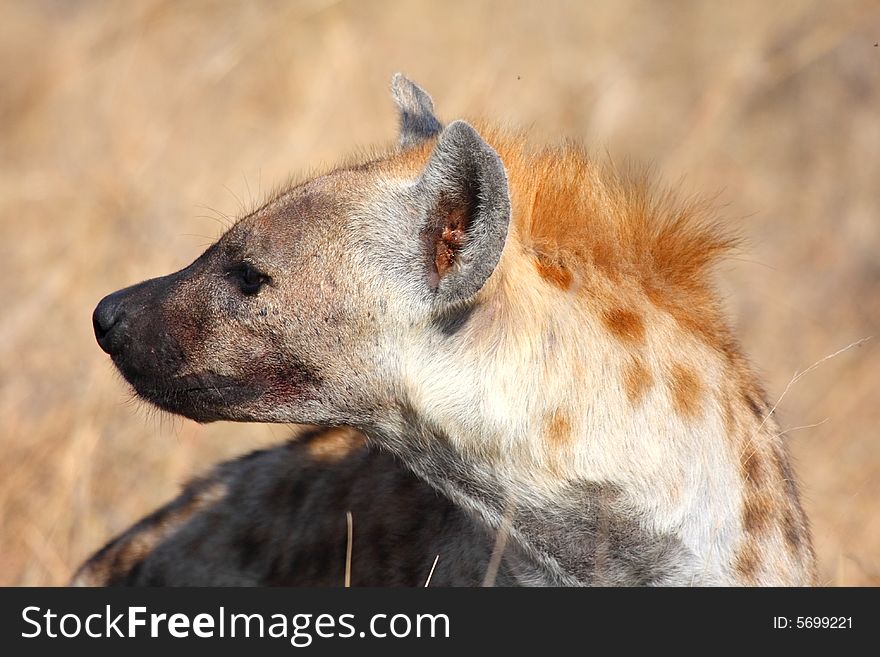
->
[72,427,527,586]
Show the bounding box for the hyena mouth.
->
[130,372,264,422]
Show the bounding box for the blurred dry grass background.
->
[1,0,878,586]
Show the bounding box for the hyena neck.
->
[391,278,814,585]
[374,412,702,586]
[390,311,731,583]
[385,141,817,583]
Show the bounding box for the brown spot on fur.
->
[534,254,573,290]
[742,491,774,535]
[623,358,653,404]
[744,392,765,421]
[668,363,702,419]
[602,307,646,345]
[734,540,760,582]
[305,426,363,462]
[544,410,572,446]
[741,450,765,487]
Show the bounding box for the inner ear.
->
[429,195,472,288]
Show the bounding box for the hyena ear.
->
[391,73,443,147]
[416,120,511,306]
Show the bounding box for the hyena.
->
[77,75,816,586]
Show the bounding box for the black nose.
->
[93,292,125,354]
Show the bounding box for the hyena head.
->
[93,75,509,427]
[94,74,817,585]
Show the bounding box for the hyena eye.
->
[227,262,271,296]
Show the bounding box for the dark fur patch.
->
[772,443,811,558]
[782,507,803,552]
[772,442,807,519]
[433,302,478,336]
[734,540,760,581]
[741,450,765,487]
[235,533,264,570]
[742,492,774,535]
[120,559,145,586]
[744,392,765,421]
